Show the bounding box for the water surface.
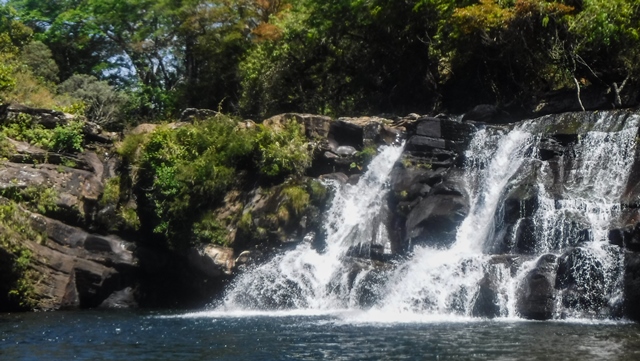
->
[2,310,640,360]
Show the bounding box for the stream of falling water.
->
[219,111,640,321]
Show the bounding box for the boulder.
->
[389,165,435,202]
[234,249,265,270]
[186,244,235,278]
[332,116,395,147]
[608,222,640,252]
[405,193,469,249]
[263,113,332,139]
[83,121,118,143]
[336,145,357,157]
[406,135,449,152]
[472,275,501,318]
[180,108,218,122]
[0,162,104,227]
[99,287,138,309]
[529,86,636,116]
[402,169,470,249]
[2,104,69,129]
[538,136,569,161]
[330,119,364,148]
[16,235,134,310]
[516,254,558,320]
[319,172,349,184]
[513,218,537,254]
[6,139,90,171]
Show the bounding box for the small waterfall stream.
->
[220,111,640,321]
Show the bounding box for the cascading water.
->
[221,144,405,310]
[219,110,640,321]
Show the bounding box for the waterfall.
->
[221,144,405,310]
[219,110,640,321]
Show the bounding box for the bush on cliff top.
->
[118,114,312,248]
[1,113,85,153]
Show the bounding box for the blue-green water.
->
[2,310,640,360]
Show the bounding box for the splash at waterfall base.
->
[220,109,640,322]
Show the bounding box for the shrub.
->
[281,185,310,216]
[2,113,53,149]
[58,74,129,130]
[256,121,311,179]
[100,176,121,206]
[0,185,58,214]
[0,200,45,309]
[356,145,378,168]
[0,58,16,98]
[120,113,313,248]
[308,179,328,202]
[117,133,146,163]
[120,207,140,231]
[192,212,228,246]
[0,133,16,159]
[50,120,84,153]
[2,113,84,153]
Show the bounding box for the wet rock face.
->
[608,222,640,252]
[387,118,477,254]
[405,193,469,249]
[516,254,558,320]
[555,248,609,314]
[0,212,139,311]
[624,253,640,321]
[472,274,501,319]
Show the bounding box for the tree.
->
[58,74,129,129]
[239,0,441,118]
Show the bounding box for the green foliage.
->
[356,145,378,167]
[571,0,639,47]
[0,5,32,55]
[0,200,46,309]
[53,101,86,116]
[117,113,313,247]
[192,212,228,246]
[238,211,253,234]
[138,121,247,227]
[120,206,141,231]
[58,74,129,130]
[100,176,121,206]
[3,0,640,118]
[0,185,58,214]
[239,0,440,117]
[2,113,53,148]
[50,120,84,153]
[256,121,311,179]
[308,179,327,202]
[281,185,310,216]
[117,133,146,164]
[2,113,84,153]
[19,41,59,84]
[0,133,16,159]
[0,59,16,98]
